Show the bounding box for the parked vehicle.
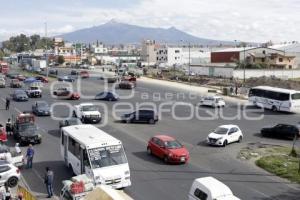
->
[0,160,20,188]
[0,126,7,142]
[59,118,82,128]
[6,73,19,79]
[16,74,26,81]
[80,70,89,78]
[0,62,9,75]
[119,81,135,89]
[0,78,5,88]
[121,110,158,124]
[0,144,24,167]
[53,87,80,100]
[10,79,22,88]
[12,113,42,145]
[26,86,42,98]
[200,96,225,108]
[188,177,240,200]
[70,70,79,75]
[35,76,49,83]
[58,76,75,82]
[73,103,102,123]
[12,90,28,101]
[249,86,300,112]
[207,125,243,147]
[147,135,189,164]
[49,69,58,75]
[60,125,131,189]
[261,124,300,139]
[95,91,119,101]
[32,101,51,116]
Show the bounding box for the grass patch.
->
[256,155,300,183]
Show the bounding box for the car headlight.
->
[125,170,130,175]
[217,137,223,141]
[168,153,173,157]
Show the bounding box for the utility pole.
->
[242,42,247,84]
[188,42,191,85]
[45,22,49,77]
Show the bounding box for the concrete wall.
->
[233,69,300,79]
[190,66,233,78]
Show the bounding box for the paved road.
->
[1,67,300,200]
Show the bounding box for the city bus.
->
[60,124,131,189]
[0,61,9,74]
[248,86,300,112]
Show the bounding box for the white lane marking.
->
[14,107,22,114]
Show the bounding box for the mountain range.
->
[58,20,234,45]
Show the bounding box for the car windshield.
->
[88,145,127,168]
[214,127,228,135]
[82,105,97,111]
[37,102,48,108]
[165,140,183,149]
[19,123,37,133]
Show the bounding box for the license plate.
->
[30,140,35,143]
[180,157,185,162]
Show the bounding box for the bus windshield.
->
[88,145,127,168]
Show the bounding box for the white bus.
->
[248,86,300,112]
[60,124,131,189]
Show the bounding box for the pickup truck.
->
[26,86,42,98]
[73,103,101,123]
[188,177,240,200]
[0,144,24,167]
[60,175,133,200]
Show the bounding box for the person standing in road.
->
[5,97,10,110]
[5,119,12,136]
[26,144,34,169]
[44,167,54,198]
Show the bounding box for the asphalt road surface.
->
[1,67,300,200]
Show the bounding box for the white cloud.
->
[0,0,300,42]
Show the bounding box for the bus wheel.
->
[272,106,278,112]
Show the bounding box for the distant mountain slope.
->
[58,20,233,45]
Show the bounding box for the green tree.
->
[57,55,65,64]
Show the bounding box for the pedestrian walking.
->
[235,86,238,95]
[26,144,34,169]
[44,167,54,198]
[5,97,10,110]
[5,119,12,136]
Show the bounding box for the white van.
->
[60,125,131,189]
[188,177,240,200]
[200,96,225,108]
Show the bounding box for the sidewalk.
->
[139,76,249,104]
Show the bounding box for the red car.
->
[80,71,89,78]
[0,126,8,142]
[35,76,49,83]
[147,135,189,164]
[16,75,26,81]
[69,92,80,100]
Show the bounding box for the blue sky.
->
[0,0,299,42]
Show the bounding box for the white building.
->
[141,40,157,65]
[271,43,300,68]
[156,46,182,66]
[92,44,108,54]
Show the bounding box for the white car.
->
[207,125,243,146]
[0,160,21,187]
[200,96,225,108]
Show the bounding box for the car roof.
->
[154,135,175,141]
[218,124,238,129]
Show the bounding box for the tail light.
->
[289,102,292,107]
[16,169,20,174]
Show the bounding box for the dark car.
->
[261,124,300,139]
[58,76,75,82]
[16,75,26,81]
[59,117,82,128]
[70,70,79,75]
[12,90,28,101]
[35,76,49,83]
[95,91,119,101]
[6,73,19,79]
[121,109,158,124]
[10,79,22,88]
[13,123,42,145]
[32,101,51,116]
[119,81,135,89]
